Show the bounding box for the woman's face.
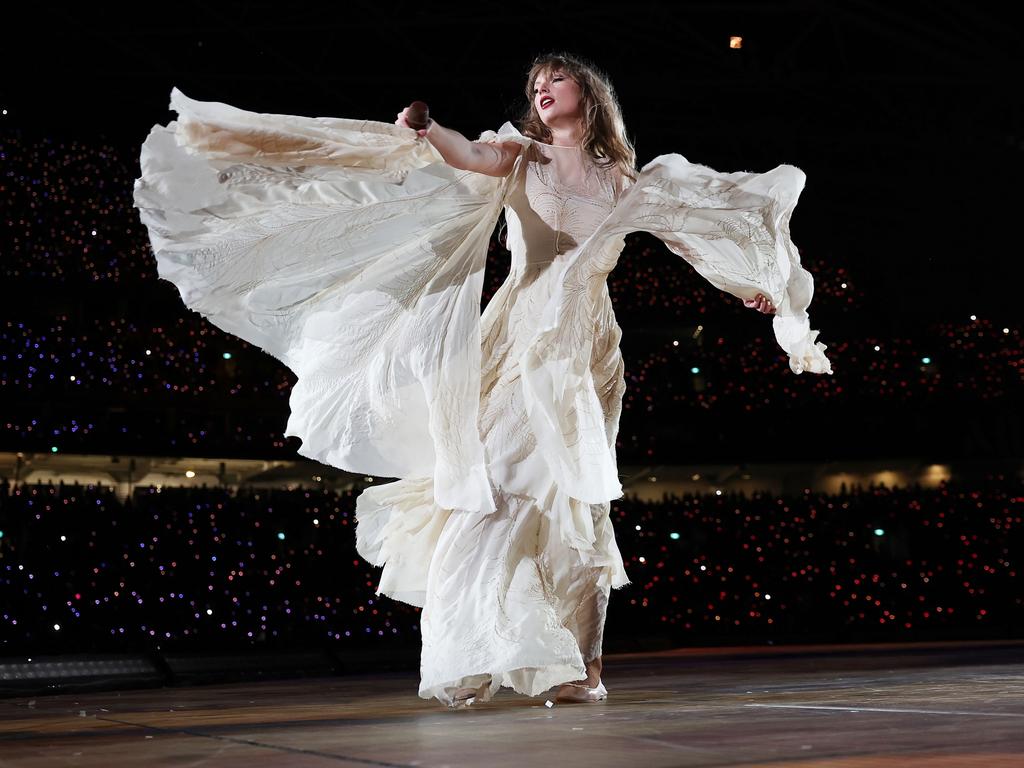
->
[533,69,583,126]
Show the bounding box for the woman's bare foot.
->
[555,657,607,703]
[451,676,492,706]
[566,656,602,687]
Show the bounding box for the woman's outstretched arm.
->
[396,106,521,177]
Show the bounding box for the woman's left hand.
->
[743,293,776,314]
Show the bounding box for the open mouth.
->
[540,98,554,109]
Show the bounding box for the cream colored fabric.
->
[134,88,832,706]
[135,88,512,515]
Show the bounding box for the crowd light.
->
[0,476,1015,649]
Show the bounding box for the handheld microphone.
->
[405,101,430,131]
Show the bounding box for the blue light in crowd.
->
[921,357,931,364]
[690,366,700,374]
[874,528,885,536]
[669,532,680,540]
[277,532,285,541]
[223,352,232,360]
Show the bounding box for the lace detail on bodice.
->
[504,141,622,265]
[529,143,617,199]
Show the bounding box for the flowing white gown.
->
[133,88,833,706]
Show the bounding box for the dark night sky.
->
[4,1,1022,322]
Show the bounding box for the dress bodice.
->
[480,140,627,373]
[503,141,624,270]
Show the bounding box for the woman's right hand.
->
[395,106,434,137]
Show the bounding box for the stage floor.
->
[2,641,1023,767]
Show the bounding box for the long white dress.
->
[133,88,833,707]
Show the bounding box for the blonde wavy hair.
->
[517,51,638,183]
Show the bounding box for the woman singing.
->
[134,50,830,710]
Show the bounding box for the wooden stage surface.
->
[2,640,1023,767]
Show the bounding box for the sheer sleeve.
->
[610,153,832,375]
[133,89,525,514]
[165,87,443,171]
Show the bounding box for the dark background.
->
[5,0,1021,319]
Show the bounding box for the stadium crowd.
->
[0,476,1019,655]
